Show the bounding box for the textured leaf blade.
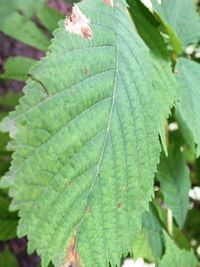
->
[0,0,176,266]
[127,0,177,154]
[159,233,198,267]
[176,58,200,157]
[157,146,190,228]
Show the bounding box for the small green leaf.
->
[152,11,183,55]
[176,58,200,157]
[37,5,64,32]
[0,196,18,241]
[0,0,46,19]
[0,247,19,267]
[157,146,190,228]
[0,91,21,107]
[16,0,47,17]
[159,233,198,267]
[184,206,200,243]
[132,232,154,262]
[1,57,36,81]
[0,12,50,51]
[151,0,200,48]
[153,202,191,250]
[142,203,164,259]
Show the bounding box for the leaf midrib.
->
[75,33,119,252]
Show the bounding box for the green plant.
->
[0,0,200,266]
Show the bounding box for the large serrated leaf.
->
[0,0,176,266]
[127,0,177,155]
[157,146,190,228]
[176,58,200,157]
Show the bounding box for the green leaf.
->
[127,0,177,154]
[16,0,47,17]
[37,5,64,32]
[0,196,18,241]
[157,146,190,228]
[142,203,164,259]
[158,233,198,267]
[151,0,200,48]
[0,0,176,266]
[0,91,21,107]
[175,110,196,154]
[0,91,21,153]
[176,58,200,157]
[0,91,21,177]
[132,232,154,262]
[1,57,36,81]
[0,247,19,267]
[153,201,191,250]
[0,11,50,51]
[0,0,46,19]
[184,206,200,243]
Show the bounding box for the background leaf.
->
[132,232,154,262]
[36,4,64,32]
[0,57,36,81]
[158,233,198,267]
[0,12,50,51]
[176,58,200,157]
[142,203,164,260]
[151,0,200,48]
[0,195,18,241]
[0,247,19,267]
[157,146,190,228]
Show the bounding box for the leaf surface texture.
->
[0,0,177,266]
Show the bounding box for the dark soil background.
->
[0,1,72,266]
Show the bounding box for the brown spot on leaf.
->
[62,236,81,267]
[84,68,88,75]
[67,181,72,187]
[64,5,93,39]
[85,207,91,213]
[103,0,114,6]
[118,203,124,208]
